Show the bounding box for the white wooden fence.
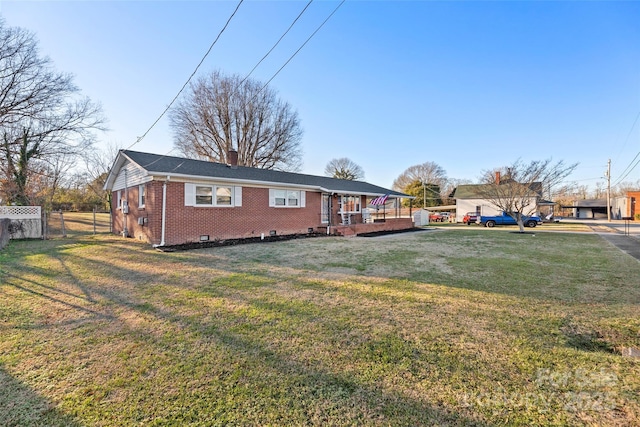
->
[0,206,42,239]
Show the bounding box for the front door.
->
[321,193,330,224]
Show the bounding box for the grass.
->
[45,211,111,238]
[1,215,639,426]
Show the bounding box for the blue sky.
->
[2,0,639,191]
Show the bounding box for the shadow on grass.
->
[7,233,638,424]
[129,288,491,426]
[0,365,82,427]
[2,237,491,425]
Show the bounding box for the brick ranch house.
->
[104,150,413,247]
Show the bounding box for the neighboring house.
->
[103,150,412,247]
[451,175,543,222]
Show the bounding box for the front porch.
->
[322,217,415,237]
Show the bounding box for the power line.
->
[567,176,605,183]
[612,155,640,186]
[126,0,245,150]
[238,0,314,87]
[127,0,318,168]
[258,0,346,94]
[611,110,640,185]
[612,110,640,169]
[178,0,345,159]
[128,0,344,171]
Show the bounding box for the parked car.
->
[429,212,445,222]
[543,214,562,223]
[462,212,478,225]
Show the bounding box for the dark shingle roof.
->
[569,199,607,208]
[452,182,543,199]
[122,150,408,197]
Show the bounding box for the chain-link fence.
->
[44,210,112,238]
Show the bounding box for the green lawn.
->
[1,227,639,426]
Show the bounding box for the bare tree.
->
[392,161,448,201]
[81,141,121,204]
[0,20,104,205]
[612,180,640,197]
[170,70,303,172]
[478,159,577,232]
[442,177,472,204]
[324,157,365,180]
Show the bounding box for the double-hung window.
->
[269,189,305,208]
[216,186,232,206]
[189,184,236,207]
[274,189,287,206]
[138,185,146,208]
[195,186,213,205]
[196,185,233,206]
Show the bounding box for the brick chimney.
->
[495,171,501,184]
[228,149,238,168]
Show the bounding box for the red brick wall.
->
[170,185,325,245]
[332,218,414,236]
[113,182,326,246]
[111,182,411,246]
[110,182,162,243]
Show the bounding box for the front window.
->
[341,195,361,213]
[216,186,232,205]
[271,189,301,207]
[274,190,286,206]
[287,191,299,206]
[195,185,234,206]
[196,186,213,205]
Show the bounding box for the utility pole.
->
[606,159,611,222]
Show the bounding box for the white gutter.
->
[122,168,129,237]
[145,170,412,198]
[153,176,169,248]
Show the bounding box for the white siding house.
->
[452,185,541,223]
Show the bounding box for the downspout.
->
[328,193,333,234]
[153,176,169,248]
[122,169,128,237]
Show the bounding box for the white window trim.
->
[185,183,240,207]
[269,189,305,208]
[340,195,361,213]
[321,193,330,224]
[138,184,145,208]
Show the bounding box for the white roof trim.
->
[146,170,408,197]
